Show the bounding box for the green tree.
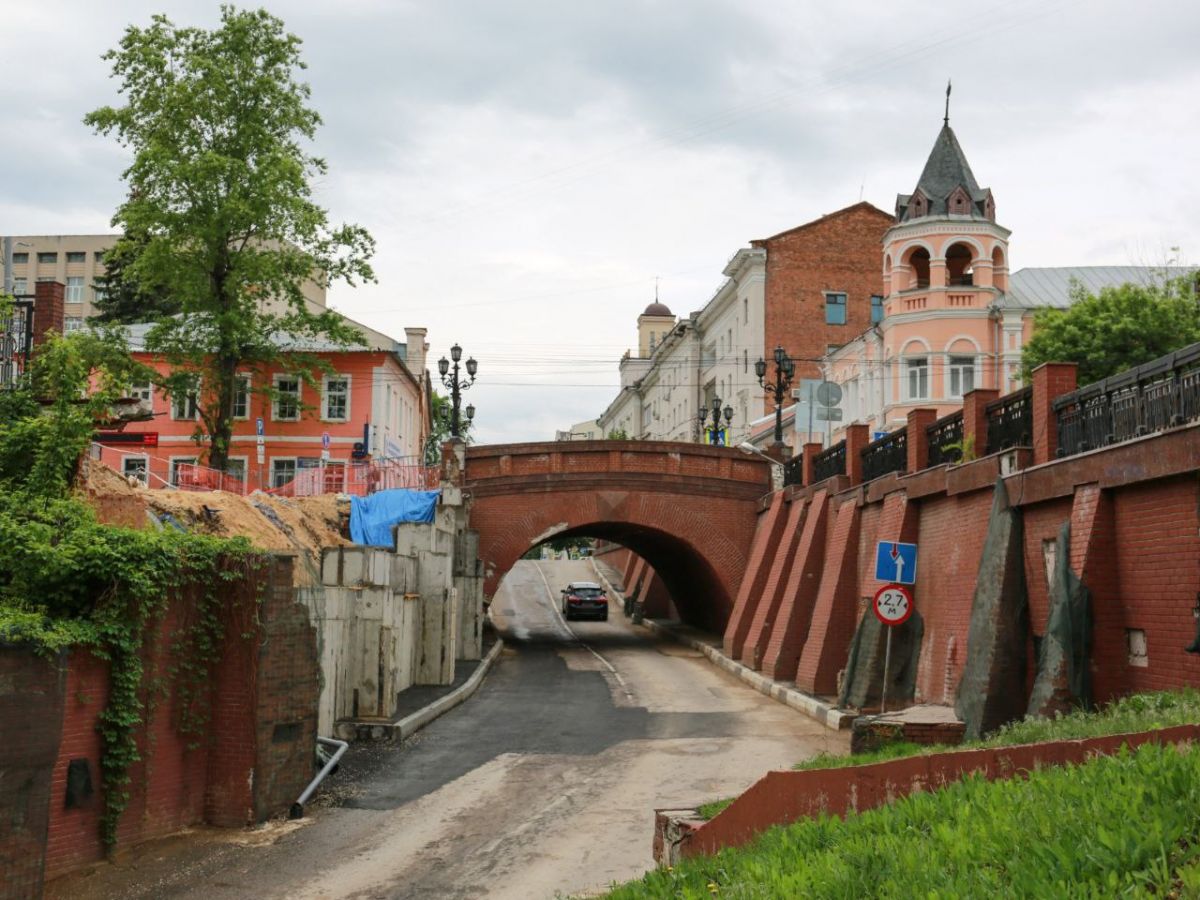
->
[423,391,474,465]
[1021,276,1200,385]
[91,230,180,323]
[606,428,630,440]
[84,7,375,472]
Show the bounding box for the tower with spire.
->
[877,93,1014,414]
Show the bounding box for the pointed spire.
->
[944,79,952,126]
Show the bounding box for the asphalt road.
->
[48,558,845,900]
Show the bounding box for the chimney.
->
[403,327,428,377]
[32,280,65,348]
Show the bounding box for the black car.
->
[561,582,609,621]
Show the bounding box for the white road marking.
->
[532,561,636,702]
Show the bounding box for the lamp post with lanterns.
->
[437,344,478,439]
[756,345,795,448]
[697,396,734,446]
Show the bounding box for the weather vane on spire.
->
[944,79,952,126]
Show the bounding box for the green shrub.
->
[608,742,1200,898]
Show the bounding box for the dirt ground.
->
[81,460,350,579]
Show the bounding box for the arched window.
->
[945,242,975,286]
[991,246,1008,292]
[904,246,930,289]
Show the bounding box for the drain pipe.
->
[289,736,349,819]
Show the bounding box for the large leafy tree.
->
[85,6,375,471]
[1021,275,1200,385]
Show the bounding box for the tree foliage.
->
[84,6,375,471]
[1021,275,1200,385]
[92,230,181,323]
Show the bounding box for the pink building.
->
[823,117,1187,438]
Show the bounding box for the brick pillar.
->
[723,491,788,659]
[761,491,830,681]
[1031,362,1078,465]
[32,280,65,347]
[844,424,869,486]
[800,442,823,486]
[961,389,1000,459]
[905,408,939,474]
[795,499,861,694]
[741,497,807,670]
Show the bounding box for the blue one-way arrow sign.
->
[875,541,917,585]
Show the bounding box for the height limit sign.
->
[873,584,913,627]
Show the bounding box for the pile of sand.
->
[80,458,351,562]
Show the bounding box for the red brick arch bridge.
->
[463,441,773,631]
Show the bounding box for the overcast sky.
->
[3,0,1198,443]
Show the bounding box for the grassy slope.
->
[608,741,1200,898]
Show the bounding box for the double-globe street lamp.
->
[755,345,795,448]
[697,396,734,446]
[437,343,478,438]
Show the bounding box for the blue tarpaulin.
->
[350,489,440,546]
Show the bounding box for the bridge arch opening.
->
[503,522,731,632]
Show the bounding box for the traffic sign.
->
[816,407,843,421]
[815,381,842,407]
[256,445,265,465]
[321,431,330,450]
[873,584,913,627]
[255,416,264,437]
[875,541,917,585]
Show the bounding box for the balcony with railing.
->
[926,410,965,466]
[1054,342,1200,458]
[783,455,804,487]
[860,429,907,482]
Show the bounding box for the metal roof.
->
[1003,266,1197,309]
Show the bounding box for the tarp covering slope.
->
[349,489,440,546]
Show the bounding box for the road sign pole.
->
[881,627,893,714]
[808,381,815,447]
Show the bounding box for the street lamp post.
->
[437,344,478,439]
[697,396,734,446]
[756,345,795,448]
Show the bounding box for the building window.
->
[93,286,106,305]
[870,295,885,324]
[743,297,748,324]
[12,278,27,296]
[948,355,976,397]
[905,357,929,400]
[273,375,300,421]
[11,252,28,264]
[271,458,297,489]
[37,252,57,265]
[128,381,153,403]
[94,251,106,263]
[64,316,84,334]
[122,455,149,486]
[171,381,199,422]
[825,292,847,325]
[744,349,748,373]
[170,457,198,487]
[66,251,86,264]
[232,374,250,419]
[323,376,349,421]
[65,276,84,303]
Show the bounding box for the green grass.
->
[607,741,1200,898]
[691,689,1200,820]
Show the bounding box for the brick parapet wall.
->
[30,554,318,884]
[1031,362,1078,464]
[0,647,66,900]
[32,280,65,348]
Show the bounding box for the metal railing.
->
[985,386,1033,454]
[812,441,847,483]
[1054,342,1200,458]
[783,455,803,487]
[860,429,907,482]
[926,410,965,466]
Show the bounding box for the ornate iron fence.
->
[812,441,846,483]
[926,410,965,466]
[0,298,34,389]
[1054,341,1200,458]
[783,455,804,487]
[861,429,907,482]
[985,386,1033,454]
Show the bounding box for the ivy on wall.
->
[0,332,265,851]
